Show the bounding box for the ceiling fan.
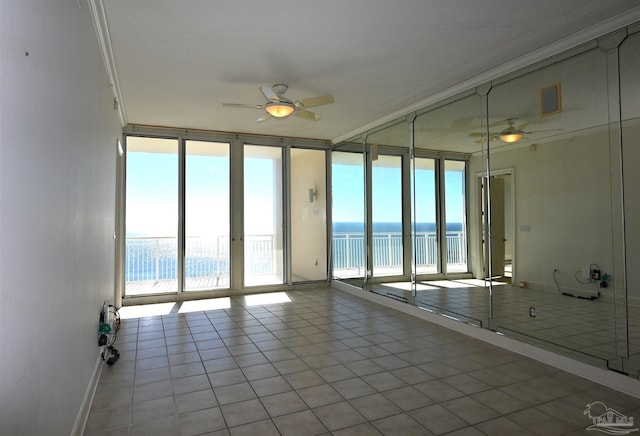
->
[222,84,334,122]
[469,118,546,143]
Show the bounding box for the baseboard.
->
[331,280,640,399]
[71,351,104,436]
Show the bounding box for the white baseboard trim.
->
[331,280,640,399]
[71,351,104,436]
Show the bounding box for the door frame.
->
[475,168,516,283]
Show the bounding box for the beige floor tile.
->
[371,412,431,435]
[297,383,344,408]
[261,391,308,416]
[220,398,269,427]
[85,287,638,436]
[272,409,328,436]
[178,407,226,436]
[313,401,367,432]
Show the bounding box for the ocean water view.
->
[333,222,463,233]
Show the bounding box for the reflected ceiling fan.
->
[222,84,334,122]
[469,118,555,143]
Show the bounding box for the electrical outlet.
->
[582,266,591,280]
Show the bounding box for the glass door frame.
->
[118,127,332,303]
[366,143,412,283]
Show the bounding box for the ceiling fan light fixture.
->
[265,101,295,118]
[499,132,524,143]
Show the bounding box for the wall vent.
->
[540,83,562,117]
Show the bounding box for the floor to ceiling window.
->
[125,136,179,296]
[372,154,404,277]
[184,140,230,291]
[122,132,328,298]
[243,145,285,287]
[444,160,468,273]
[331,150,366,280]
[412,157,438,275]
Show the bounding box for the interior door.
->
[481,175,506,279]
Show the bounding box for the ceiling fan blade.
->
[222,103,263,109]
[256,113,272,122]
[260,86,279,101]
[524,128,562,134]
[297,94,334,108]
[468,132,498,137]
[293,109,320,121]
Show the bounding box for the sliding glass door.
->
[125,137,179,296]
[184,140,230,291]
[372,154,404,277]
[123,134,323,297]
[244,145,285,287]
[332,151,366,280]
[444,160,468,273]
[413,157,438,275]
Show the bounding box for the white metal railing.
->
[125,235,271,284]
[125,230,467,287]
[332,231,467,270]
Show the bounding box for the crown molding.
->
[87,0,127,126]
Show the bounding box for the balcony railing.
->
[124,231,467,292]
[332,231,467,270]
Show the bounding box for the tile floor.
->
[84,287,640,435]
[364,280,640,376]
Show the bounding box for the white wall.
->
[290,149,328,280]
[471,128,615,295]
[0,1,122,434]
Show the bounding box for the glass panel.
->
[444,160,467,273]
[411,95,483,326]
[486,47,618,368]
[619,32,640,376]
[332,151,365,279]
[372,154,403,277]
[413,158,437,275]
[291,148,327,282]
[244,145,284,286]
[125,136,178,296]
[184,140,230,291]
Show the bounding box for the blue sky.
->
[126,150,465,237]
[331,163,465,223]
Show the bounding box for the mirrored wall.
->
[331,24,640,378]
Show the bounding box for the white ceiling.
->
[96,0,640,144]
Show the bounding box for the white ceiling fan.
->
[469,118,558,143]
[223,84,334,122]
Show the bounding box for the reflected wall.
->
[332,23,640,377]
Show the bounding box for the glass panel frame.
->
[184,140,231,291]
[331,150,366,281]
[243,144,285,287]
[124,136,179,296]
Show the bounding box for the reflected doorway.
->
[479,171,514,283]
